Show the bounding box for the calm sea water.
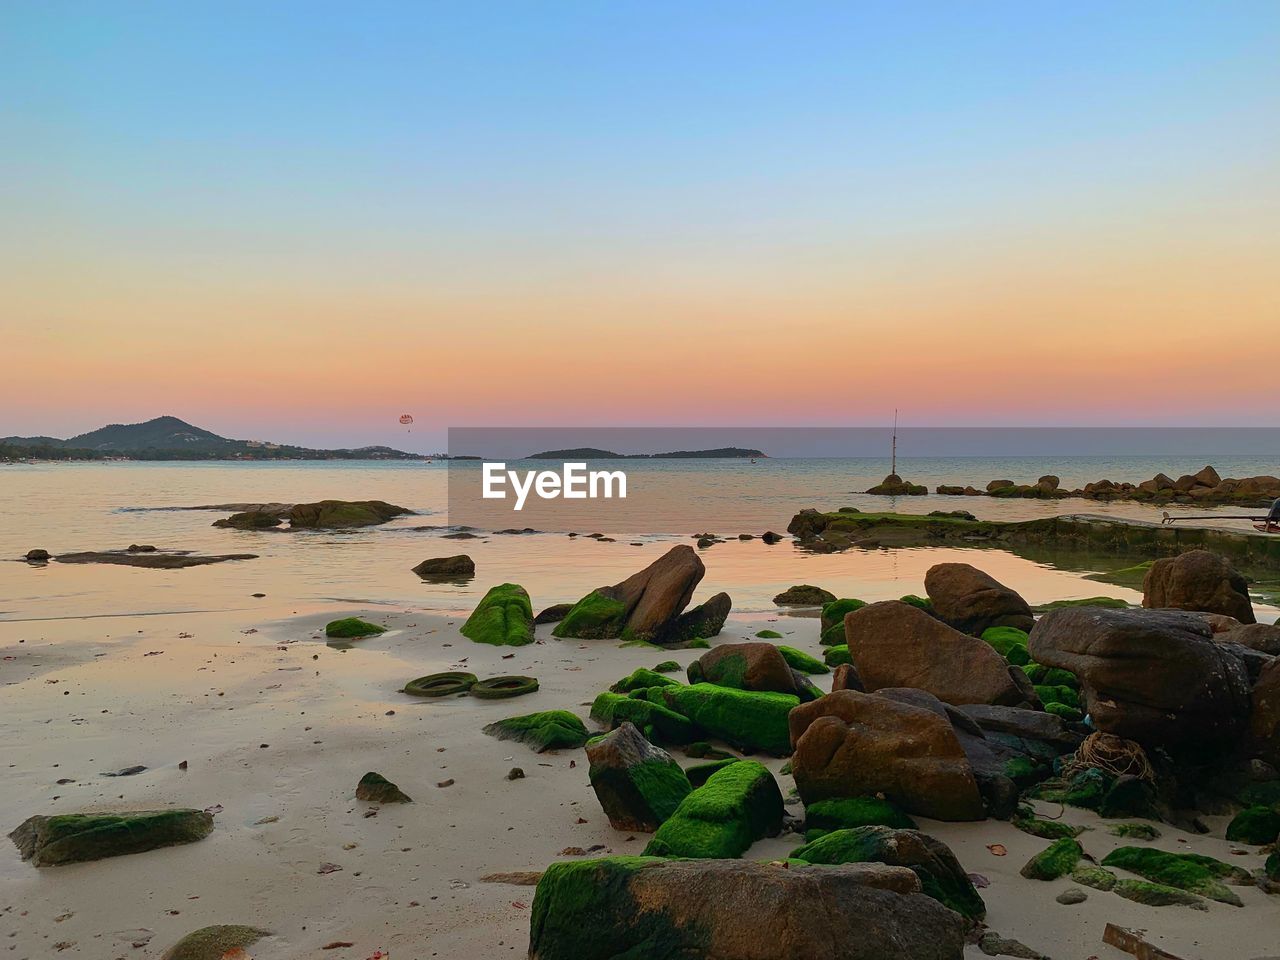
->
[2,456,1277,624]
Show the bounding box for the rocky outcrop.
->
[528,857,966,960]
[10,810,213,866]
[1142,549,1255,623]
[664,591,731,644]
[1028,607,1252,751]
[789,690,985,821]
[1249,658,1280,766]
[1220,622,1280,654]
[930,465,1280,507]
[687,642,816,700]
[213,499,411,529]
[924,563,1034,634]
[51,549,258,568]
[412,554,475,579]
[773,584,836,605]
[866,473,927,496]
[553,546,723,644]
[843,601,1029,706]
[586,723,692,832]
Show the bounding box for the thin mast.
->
[891,409,898,476]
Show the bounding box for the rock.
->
[1028,607,1252,751]
[663,591,731,645]
[791,826,985,923]
[830,662,863,691]
[506,767,525,780]
[213,499,410,529]
[411,554,475,579]
[789,690,985,821]
[643,760,782,858]
[1056,888,1087,905]
[655,683,798,755]
[1019,838,1082,880]
[867,473,928,495]
[1221,622,1280,654]
[533,602,573,625]
[803,797,917,837]
[1250,658,1280,765]
[987,480,1015,492]
[687,642,812,698]
[760,530,784,544]
[24,548,49,562]
[10,810,213,866]
[528,856,967,960]
[1225,805,1280,845]
[954,703,1085,756]
[590,692,697,745]
[126,543,156,552]
[778,645,829,675]
[1194,464,1223,487]
[843,601,1028,706]
[483,711,590,752]
[773,584,836,605]
[586,723,692,832]
[924,563,1034,634]
[1143,549,1255,623]
[461,583,534,646]
[355,771,412,803]
[324,617,386,638]
[554,545,707,643]
[53,550,257,568]
[161,925,270,960]
[610,667,681,693]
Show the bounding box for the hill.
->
[1,416,423,461]
[526,446,766,459]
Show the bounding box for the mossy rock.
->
[325,617,386,638]
[643,760,783,859]
[1225,804,1280,845]
[1108,822,1161,841]
[804,797,917,838]
[1084,561,1154,589]
[1071,865,1117,891]
[552,589,629,640]
[898,594,933,611]
[820,598,865,632]
[1020,838,1083,880]
[754,629,783,639]
[1011,809,1080,840]
[777,646,828,675]
[790,826,985,923]
[981,626,1031,665]
[656,683,797,756]
[1033,684,1079,710]
[590,692,696,745]
[1266,850,1280,881]
[773,584,836,606]
[587,723,693,832]
[1031,768,1110,810]
[484,711,589,752]
[682,741,736,761]
[1113,879,1205,908]
[1022,664,1080,689]
[355,771,412,803]
[1044,702,1084,722]
[823,644,852,667]
[1101,847,1246,906]
[1238,780,1280,808]
[685,758,740,787]
[10,810,213,866]
[1033,596,1129,611]
[1002,757,1049,788]
[461,583,534,646]
[652,660,681,673]
[161,925,271,960]
[610,668,682,694]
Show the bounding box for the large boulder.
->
[460,582,534,646]
[553,545,708,643]
[528,857,966,960]
[687,642,814,699]
[1143,550,1255,623]
[789,690,985,821]
[10,810,213,866]
[843,601,1029,706]
[924,563,1034,634]
[586,722,692,832]
[1028,607,1252,751]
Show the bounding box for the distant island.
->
[525,446,767,460]
[1,416,427,462]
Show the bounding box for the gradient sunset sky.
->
[4,1,1278,451]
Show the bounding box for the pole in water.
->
[891,409,898,477]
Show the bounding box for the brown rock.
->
[789,690,985,821]
[1249,658,1280,766]
[687,642,805,697]
[1193,465,1222,487]
[1028,606,1252,751]
[830,663,863,692]
[843,601,1027,706]
[411,555,475,579]
[585,722,691,832]
[1220,622,1280,655]
[1142,549,1255,624]
[924,563,1034,634]
[554,545,706,641]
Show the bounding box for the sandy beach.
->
[4,591,1277,959]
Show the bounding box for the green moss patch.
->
[461,583,534,646]
[652,660,681,673]
[823,644,852,667]
[643,761,783,859]
[325,617,387,638]
[981,626,1030,665]
[1101,847,1246,906]
[1107,822,1161,841]
[804,797,916,839]
[590,692,696,744]
[483,711,589,752]
[754,629,783,639]
[10,810,214,866]
[1020,838,1082,880]
[656,683,797,756]
[553,589,628,640]
[1225,805,1280,845]
[161,925,271,960]
[778,646,828,675]
[610,668,681,693]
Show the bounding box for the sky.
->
[3,1,1278,452]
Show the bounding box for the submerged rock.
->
[1143,549,1255,623]
[355,771,412,803]
[789,690,985,821]
[10,810,213,866]
[411,554,475,579]
[461,583,535,646]
[586,722,692,832]
[52,549,257,568]
[773,584,836,605]
[643,760,783,858]
[528,857,966,960]
[213,499,411,530]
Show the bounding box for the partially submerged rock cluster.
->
[927,465,1280,506]
[212,499,412,529]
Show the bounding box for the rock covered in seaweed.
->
[484,711,589,752]
[10,810,214,866]
[773,584,836,605]
[642,760,783,858]
[586,722,692,832]
[654,683,798,756]
[461,582,535,646]
[686,641,816,699]
[527,856,966,960]
[325,617,387,638]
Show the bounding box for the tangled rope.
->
[1063,731,1155,782]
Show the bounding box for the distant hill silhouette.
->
[2,416,422,461]
[526,446,766,459]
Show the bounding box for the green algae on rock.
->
[325,616,387,638]
[643,760,783,859]
[652,660,681,673]
[803,797,917,839]
[754,629,783,639]
[484,711,590,752]
[980,626,1031,665]
[586,722,692,832]
[824,644,852,667]
[1107,822,1161,841]
[1113,879,1206,908]
[1011,809,1081,841]
[1101,846,1247,906]
[1225,804,1280,845]
[554,588,631,639]
[1019,838,1082,880]
[161,925,271,960]
[1071,865,1117,891]
[790,826,985,923]
[461,582,534,646]
[685,758,740,787]
[655,683,797,755]
[590,692,697,745]
[773,584,836,606]
[610,668,682,694]
[778,645,829,675]
[10,810,213,866]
